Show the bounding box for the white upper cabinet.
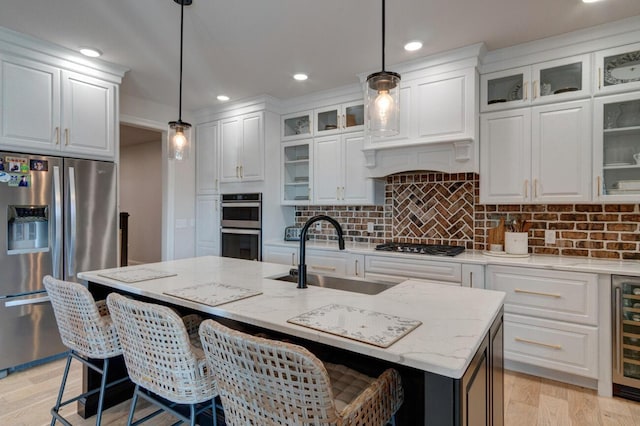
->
[313,132,383,205]
[281,139,312,205]
[594,42,640,95]
[314,100,365,136]
[196,121,219,195]
[281,110,312,141]
[480,99,591,204]
[593,91,640,201]
[220,111,264,183]
[366,67,476,150]
[61,71,115,158]
[0,55,116,159]
[481,54,590,112]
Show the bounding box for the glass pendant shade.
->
[366,70,401,137]
[168,120,191,160]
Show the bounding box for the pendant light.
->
[168,0,192,160]
[365,0,400,137]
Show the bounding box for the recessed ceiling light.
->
[582,0,603,3]
[217,95,230,101]
[404,41,423,52]
[293,73,308,81]
[79,47,102,58]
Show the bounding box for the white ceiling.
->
[1,0,639,112]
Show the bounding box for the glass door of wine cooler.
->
[613,275,640,394]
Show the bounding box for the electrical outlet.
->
[367,222,375,232]
[545,229,556,245]
[314,222,322,231]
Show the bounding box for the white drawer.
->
[487,266,597,325]
[504,313,598,379]
[365,255,461,283]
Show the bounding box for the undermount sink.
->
[272,270,396,295]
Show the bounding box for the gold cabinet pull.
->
[524,179,528,198]
[514,288,561,298]
[240,165,243,178]
[523,81,528,100]
[55,127,60,145]
[309,265,336,272]
[355,259,359,276]
[534,178,538,198]
[597,176,601,197]
[291,253,295,266]
[64,128,69,146]
[533,80,538,99]
[515,337,562,350]
[598,68,602,89]
[342,114,346,129]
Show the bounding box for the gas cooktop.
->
[375,243,465,257]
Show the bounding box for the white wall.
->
[120,140,162,264]
[120,94,196,260]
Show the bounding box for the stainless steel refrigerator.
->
[0,151,117,377]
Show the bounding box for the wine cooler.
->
[613,275,640,401]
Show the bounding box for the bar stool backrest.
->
[199,319,341,425]
[106,293,214,404]
[43,275,121,359]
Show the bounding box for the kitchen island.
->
[78,256,505,425]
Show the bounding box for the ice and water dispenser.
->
[7,205,49,252]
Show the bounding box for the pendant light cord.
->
[381,0,386,72]
[178,0,185,121]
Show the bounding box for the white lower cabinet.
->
[364,255,462,284]
[195,195,220,256]
[504,313,598,379]
[462,264,485,288]
[487,265,598,379]
[263,245,298,267]
[305,251,364,277]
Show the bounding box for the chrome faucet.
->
[298,215,345,289]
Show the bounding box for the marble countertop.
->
[265,239,640,276]
[78,256,505,379]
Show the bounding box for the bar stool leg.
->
[95,358,110,426]
[127,385,140,426]
[212,400,218,426]
[51,352,73,426]
[189,404,196,426]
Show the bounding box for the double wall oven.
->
[220,193,262,261]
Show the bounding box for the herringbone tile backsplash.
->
[295,171,640,259]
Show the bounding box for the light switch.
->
[315,222,322,231]
[367,222,375,232]
[545,229,556,245]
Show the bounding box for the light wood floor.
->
[3,358,640,425]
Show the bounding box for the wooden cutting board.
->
[488,218,505,245]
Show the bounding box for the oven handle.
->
[221,202,261,208]
[221,228,261,235]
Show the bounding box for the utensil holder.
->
[505,232,528,255]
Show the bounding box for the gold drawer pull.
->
[515,337,562,350]
[514,288,561,298]
[309,265,336,272]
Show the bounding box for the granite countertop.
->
[265,239,640,276]
[78,256,505,379]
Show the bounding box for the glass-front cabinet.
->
[594,92,640,200]
[595,42,640,95]
[281,110,312,141]
[481,54,590,112]
[314,100,364,136]
[281,140,312,205]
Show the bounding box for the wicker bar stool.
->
[199,319,404,426]
[106,293,220,426]
[43,275,127,426]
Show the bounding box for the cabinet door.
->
[281,110,312,141]
[282,140,312,205]
[479,109,531,203]
[414,68,474,143]
[531,100,591,203]
[220,117,241,182]
[0,55,60,152]
[61,71,115,159]
[481,66,531,112]
[195,195,220,256]
[313,135,342,204]
[594,92,640,201]
[314,104,340,136]
[196,121,219,194]
[342,100,365,133]
[239,112,264,181]
[342,133,371,204]
[595,42,640,95]
[531,54,590,104]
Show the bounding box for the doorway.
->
[119,124,163,265]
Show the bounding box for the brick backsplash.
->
[294,172,640,259]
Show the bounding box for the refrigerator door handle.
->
[5,295,51,308]
[53,165,63,279]
[68,166,77,278]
